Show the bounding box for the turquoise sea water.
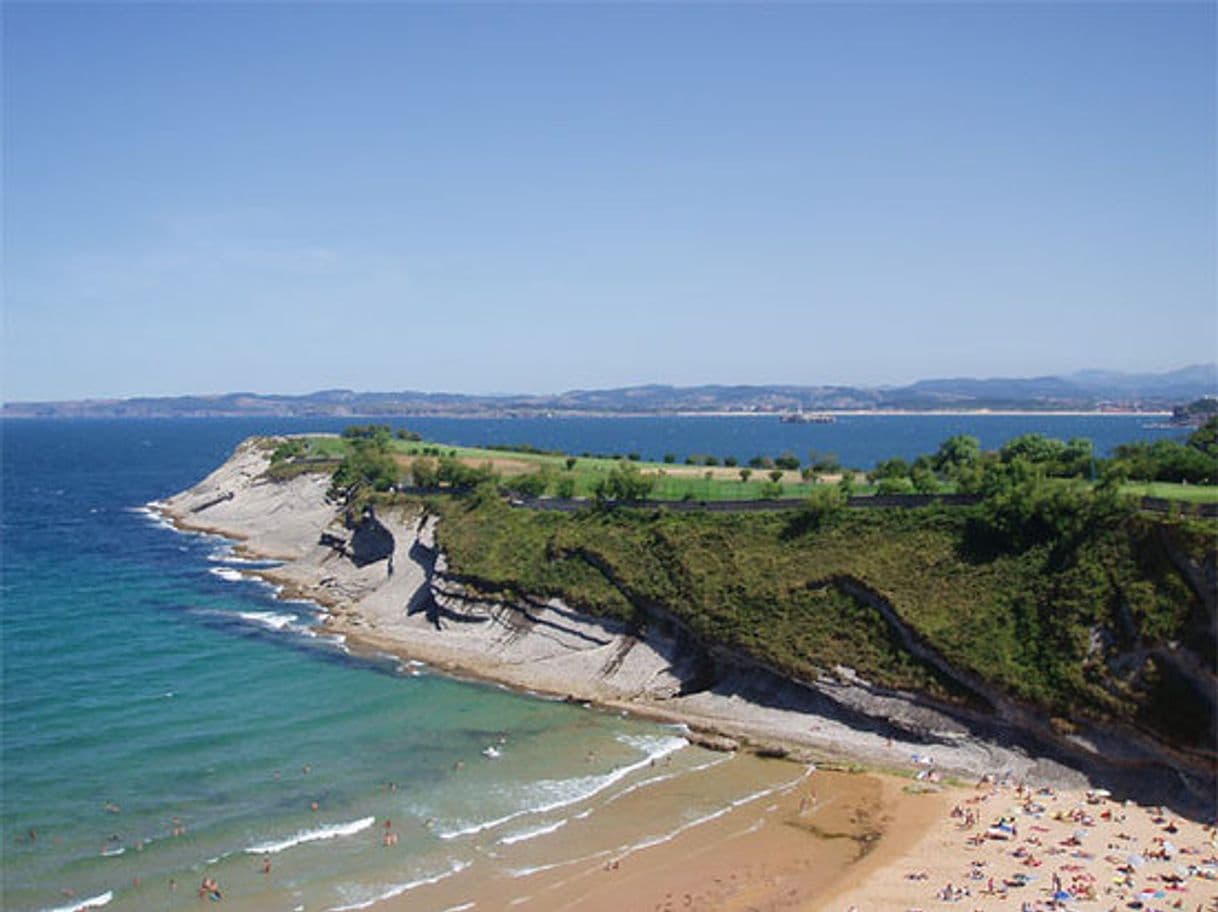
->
[0,416,1183,910]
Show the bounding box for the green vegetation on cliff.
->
[426,486,1215,754]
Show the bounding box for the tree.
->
[876,475,915,495]
[809,451,841,474]
[787,485,845,534]
[663,453,677,464]
[910,465,941,493]
[723,456,738,467]
[270,438,307,464]
[410,457,439,488]
[774,451,801,471]
[330,435,399,498]
[1189,417,1218,459]
[508,471,548,498]
[933,434,981,477]
[768,468,784,483]
[704,455,720,467]
[739,467,753,483]
[838,471,856,498]
[760,481,783,498]
[342,424,392,446]
[565,457,578,471]
[869,457,910,482]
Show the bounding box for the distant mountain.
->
[4,365,1214,418]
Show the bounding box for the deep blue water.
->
[0,415,1184,911]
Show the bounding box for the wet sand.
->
[370,756,949,912]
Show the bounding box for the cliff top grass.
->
[284,430,1218,505]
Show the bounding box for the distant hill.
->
[4,364,1215,418]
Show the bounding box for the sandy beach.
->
[154,438,1216,911]
[823,778,1217,912]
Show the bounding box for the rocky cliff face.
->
[348,507,395,567]
[159,438,1216,815]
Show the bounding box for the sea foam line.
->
[435,735,687,841]
[498,817,569,846]
[325,860,470,912]
[512,769,815,879]
[234,611,299,632]
[246,816,376,855]
[611,773,808,861]
[128,505,177,531]
[40,891,113,912]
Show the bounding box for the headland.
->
[151,434,1218,909]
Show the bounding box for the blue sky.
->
[3,2,1214,400]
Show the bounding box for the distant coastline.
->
[3,364,1212,419]
[0,407,1179,420]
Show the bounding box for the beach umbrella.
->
[1127,853,1146,867]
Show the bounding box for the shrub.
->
[774,451,801,471]
[508,472,548,498]
[593,462,655,502]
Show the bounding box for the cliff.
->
[157,438,1217,816]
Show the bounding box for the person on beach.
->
[199,876,221,901]
[262,856,271,875]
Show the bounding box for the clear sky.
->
[3,2,1214,401]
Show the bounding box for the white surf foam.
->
[326,859,470,911]
[245,816,376,855]
[498,817,568,846]
[129,505,177,531]
[613,773,807,860]
[208,567,246,583]
[435,734,687,841]
[40,891,113,912]
[235,611,299,632]
[207,548,282,568]
[603,754,731,807]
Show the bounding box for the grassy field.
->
[1116,481,1218,503]
[298,434,1218,504]
[302,434,858,500]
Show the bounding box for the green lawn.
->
[1117,481,1218,503]
[294,434,1216,505]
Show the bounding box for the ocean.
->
[0,415,1184,911]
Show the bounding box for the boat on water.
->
[779,411,836,424]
